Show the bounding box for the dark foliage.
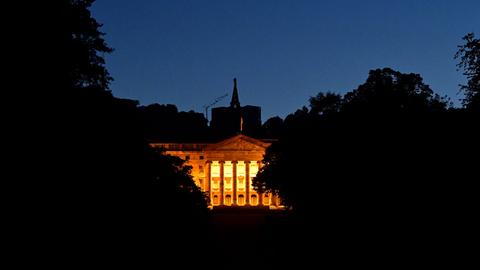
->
[309,92,343,116]
[255,68,479,266]
[261,116,284,139]
[17,1,209,266]
[18,1,479,267]
[455,32,480,110]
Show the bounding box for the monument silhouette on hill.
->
[210,78,262,138]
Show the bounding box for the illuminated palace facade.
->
[151,134,281,208]
[150,79,280,208]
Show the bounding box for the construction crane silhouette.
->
[203,93,229,122]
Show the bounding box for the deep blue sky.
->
[92,0,478,121]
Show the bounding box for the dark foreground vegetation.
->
[254,41,479,267]
[17,1,208,267]
[15,0,478,268]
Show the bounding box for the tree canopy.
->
[254,67,478,266]
[24,1,210,265]
[455,32,480,109]
[343,68,449,113]
[256,68,450,208]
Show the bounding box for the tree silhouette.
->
[60,0,113,90]
[455,32,480,110]
[261,116,284,139]
[21,1,209,266]
[343,68,449,113]
[309,92,343,116]
[254,67,479,266]
[256,68,450,205]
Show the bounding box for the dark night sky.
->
[92,0,479,121]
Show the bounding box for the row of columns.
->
[205,160,263,206]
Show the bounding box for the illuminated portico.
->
[151,134,281,208]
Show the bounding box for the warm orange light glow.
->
[211,161,220,177]
[249,161,258,190]
[236,161,246,191]
[224,161,233,191]
[238,194,245,206]
[151,135,283,209]
[250,194,258,206]
[211,161,220,192]
[213,195,219,205]
[263,194,271,206]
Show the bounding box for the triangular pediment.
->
[207,134,270,151]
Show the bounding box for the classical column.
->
[206,161,211,206]
[232,161,237,206]
[245,161,250,205]
[257,161,263,206]
[220,161,224,206]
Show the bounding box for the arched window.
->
[251,194,258,206]
[213,195,219,205]
[238,195,245,206]
[263,194,270,206]
[225,195,232,206]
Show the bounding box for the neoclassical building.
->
[151,134,281,208]
[150,79,280,208]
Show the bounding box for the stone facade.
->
[151,134,281,208]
